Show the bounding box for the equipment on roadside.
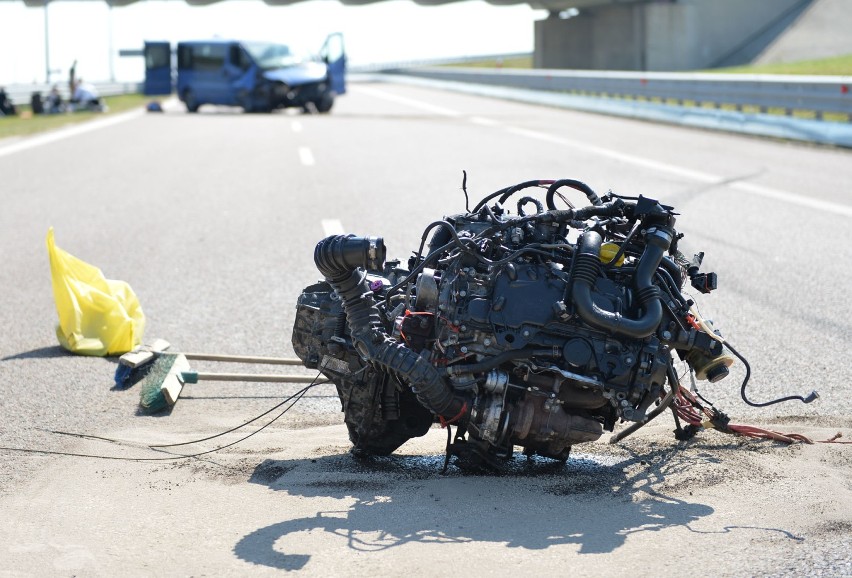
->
[137,353,316,413]
[116,339,302,388]
[291,177,818,471]
[47,228,145,356]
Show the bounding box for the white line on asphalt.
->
[322,219,345,236]
[0,108,146,159]
[504,127,852,217]
[505,126,720,184]
[354,89,850,218]
[728,181,852,218]
[470,116,500,127]
[299,147,315,166]
[354,85,463,117]
[291,120,303,132]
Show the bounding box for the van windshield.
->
[243,42,304,70]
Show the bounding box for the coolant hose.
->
[314,235,467,419]
[571,229,671,339]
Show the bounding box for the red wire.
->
[674,387,851,444]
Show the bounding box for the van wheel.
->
[315,91,334,114]
[184,89,199,113]
[245,86,273,113]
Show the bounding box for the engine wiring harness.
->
[292,177,834,471]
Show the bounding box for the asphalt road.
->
[1,80,851,576]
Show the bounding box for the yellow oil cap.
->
[600,243,625,267]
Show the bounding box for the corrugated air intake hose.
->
[314,235,468,419]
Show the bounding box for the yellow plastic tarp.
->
[47,228,145,356]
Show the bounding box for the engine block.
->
[293,179,733,470]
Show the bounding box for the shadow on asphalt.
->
[2,345,70,361]
[233,446,719,570]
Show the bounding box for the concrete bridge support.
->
[534,0,811,71]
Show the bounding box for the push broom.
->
[137,353,317,413]
[115,339,303,388]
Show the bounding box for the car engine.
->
[291,178,804,470]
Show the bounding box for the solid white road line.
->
[353,85,463,117]
[728,181,852,218]
[355,88,851,218]
[505,126,852,218]
[299,146,315,166]
[321,219,345,236]
[470,116,500,127]
[0,108,146,159]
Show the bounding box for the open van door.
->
[320,33,346,96]
[143,41,172,96]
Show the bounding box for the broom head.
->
[138,353,191,413]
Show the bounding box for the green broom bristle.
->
[138,353,179,413]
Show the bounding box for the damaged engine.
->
[292,179,738,470]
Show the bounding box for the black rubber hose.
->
[725,340,819,407]
[545,179,602,210]
[658,255,684,287]
[472,180,547,213]
[517,196,544,217]
[521,198,626,228]
[314,235,467,419]
[571,229,670,339]
[314,234,386,282]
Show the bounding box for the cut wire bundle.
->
[672,383,850,445]
[0,375,329,462]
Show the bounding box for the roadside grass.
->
[705,53,852,75]
[442,55,533,69]
[0,93,154,140]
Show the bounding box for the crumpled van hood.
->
[263,61,327,86]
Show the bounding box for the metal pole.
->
[108,0,115,82]
[44,0,50,84]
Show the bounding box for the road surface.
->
[1,80,851,577]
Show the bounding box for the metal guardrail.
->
[378,66,852,147]
[3,82,143,107]
[387,67,852,123]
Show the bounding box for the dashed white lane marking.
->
[470,116,500,127]
[0,108,146,159]
[291,120,303,132]
[299,146,315,166]
[321,219,345,236]
[356,89,850,218]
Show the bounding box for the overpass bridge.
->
[5,0,839,72]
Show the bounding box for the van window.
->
[243,42,298,70]
[178,44,227,71]
[230,44,253,70]
[145,44,170,69]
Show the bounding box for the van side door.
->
[320,33,346,96]
[177,42,231,106]
[226,43,257,106]
[143,41,172,96]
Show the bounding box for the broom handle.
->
[182,371,316,384]
[182,353,302,365]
